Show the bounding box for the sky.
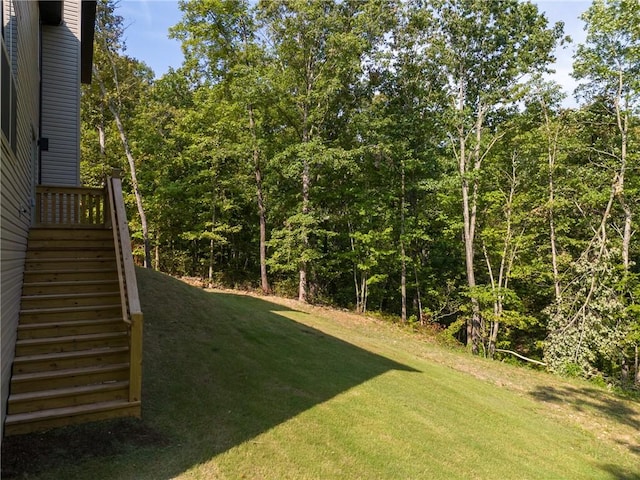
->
[117,0,591,107]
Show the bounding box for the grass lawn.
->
[3,268,640,479]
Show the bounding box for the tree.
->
[544,0,640,378]
[573,0,640,273]
[259,0,396,302]
[171,0,273,293]
[88,0,154,267]
[414,0,564,353]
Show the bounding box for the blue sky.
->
[118,0,591,106]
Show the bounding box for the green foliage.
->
[544,247,630,378]
[80,0,640,387]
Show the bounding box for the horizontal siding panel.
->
[39,124,78,135]
[1,271,24,296]
[2,0,41,437]
[0,221,30,244]
[0,165,30,202]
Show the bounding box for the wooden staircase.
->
[4,177,143,436]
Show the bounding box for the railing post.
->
[129,313,143,403]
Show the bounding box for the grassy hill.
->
[3,268,640,479]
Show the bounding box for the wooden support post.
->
[129,312,143,404]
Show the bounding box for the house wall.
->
[1,0,40,439]
[40,0,81,186]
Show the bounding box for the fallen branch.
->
[495,349,547,366]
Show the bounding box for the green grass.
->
[3,268,640,479]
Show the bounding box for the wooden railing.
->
[35,186,106,226]
[106,170,143,405]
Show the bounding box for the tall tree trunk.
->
[97,119,107,180]
[621,201,632,271]
[248,104,270,294]
[488,156,519,358]
[635,344,639,386]
[542,105,562,302]
[400,159,407,323]
[349,222,362,312]
[208,206,216,287]
[361,273,368,314]
[414,264,423,325]
[110,107,152,269]
[93,66,152,269]
[457,98,503,354]
[459,108,482,354]
[615,71,631,272]
[98,120,106,156]
[298,91,311,302]
[299,156,310,302]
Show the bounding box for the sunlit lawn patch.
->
[3,268,639,479]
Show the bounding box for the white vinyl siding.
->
[0,0,40,439]
[40,0,81,186]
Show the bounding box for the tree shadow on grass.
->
[2,270,419,479]
[597,464,640,480]
[529,384,640,460]
[529,385,640,431]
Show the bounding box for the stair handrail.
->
[105,169,143,404]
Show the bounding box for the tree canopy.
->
[82,0,640,388]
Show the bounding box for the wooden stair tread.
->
[5,399,140,425]
[21,292,120,301]
[18,317,123,330]
[9,381,129,403]
[28,229,112,236]
[24,280,119,287]
[24,268,116,274]
[26,256,116,263]
[27,246,115,252]
[13,346,129,364]
[16,332,128,347]
[11,363,129,382]
[21,304,121,315]
[29,226,110,230]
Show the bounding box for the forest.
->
[82,0,639,387]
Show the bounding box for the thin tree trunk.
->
[614,70,631,272]
[298,89,311,301]
[361,273,368,314]
[97,119,108,182]
[543,105,562,302]
[635,344,639,385]
[459,122,476,349]
[299,155,310,302]
[93,68,151,268]
[92,52,152,269]
[208,207,215,287]
[621,202,632,271]
[110,108,152,268]
[208,238,214,287]
[98,121,106,157]
[349,223,361,312]
[459,105,481,353]
[237,17,270,293]
[483,241,497,358]
[414,264,423,325]
[248,104,270,294]
[400,159,407,323]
